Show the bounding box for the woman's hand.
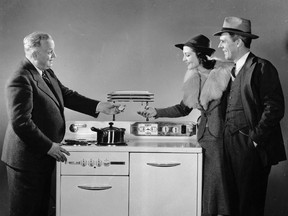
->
[137,106,157,119]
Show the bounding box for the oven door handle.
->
[78,185,112,190]
[146,162,181,167]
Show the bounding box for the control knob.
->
[162,126,169,134]
[172,127,179,134]
[80,159,87,167]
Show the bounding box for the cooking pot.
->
[91,122,126,145]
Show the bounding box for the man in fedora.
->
[214,17,286,216]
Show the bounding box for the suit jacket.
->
[236,53,286,165]
[1,59,100,172]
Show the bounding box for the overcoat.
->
[234,52,286,166]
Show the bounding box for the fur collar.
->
[182,60,233,110]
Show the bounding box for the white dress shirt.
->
[234,51,250,77]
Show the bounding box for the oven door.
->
[60,176,128,216]
[129,153,200,216]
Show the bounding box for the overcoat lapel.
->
[239,53,257,129]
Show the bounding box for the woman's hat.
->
[214,17,259,39]
[175,34,215,56]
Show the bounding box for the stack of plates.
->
[107,90,154,102]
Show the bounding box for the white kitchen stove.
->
[56,121,202,216]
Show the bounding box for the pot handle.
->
[91,127,102,133]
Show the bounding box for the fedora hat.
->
[214,17,259,39]
[175,34,215,56]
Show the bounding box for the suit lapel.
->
[26,61,62,109]
[44,70,64,109]
[36,73,61,108]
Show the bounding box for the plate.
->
[108,99,154,102]
[108,90,154,96]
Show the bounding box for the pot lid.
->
[102,122,126,132]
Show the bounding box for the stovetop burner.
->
[63,139,128,146]
[63,139,97,146]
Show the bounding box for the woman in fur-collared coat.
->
[137,34,234,216]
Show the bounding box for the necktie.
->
[42,70,51,85]
[231,66,236,79]
[42,70,56,96]
[41,70,60,104]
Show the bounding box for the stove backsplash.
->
[64,121,197,142]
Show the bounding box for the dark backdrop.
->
[1,0,288,215]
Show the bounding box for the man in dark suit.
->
[1,32,123,216]
[214,17,286,216]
